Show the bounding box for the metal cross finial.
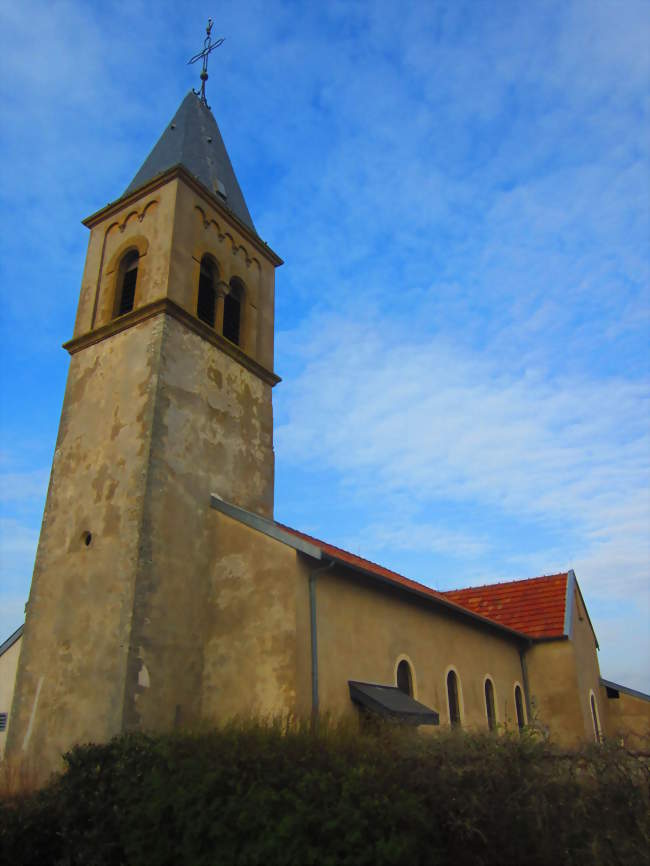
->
[188,18,224,109]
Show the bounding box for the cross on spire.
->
[188,18,224,109]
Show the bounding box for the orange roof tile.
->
[442,573,569,639]
[277,523,528,638]
[278,523,448,600]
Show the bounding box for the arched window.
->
[223,278,243,345]
[514,684,525,730]
[447,670,461,727]
[484,678,496,731]
[197,256,217,326]
[116,250,139,316]
[590,692,601,742]
[396,659,413,697]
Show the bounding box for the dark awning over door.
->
[348,680,439,726]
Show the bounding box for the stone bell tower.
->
[6,90,282,775]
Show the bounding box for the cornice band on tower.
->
[63,297,281,387]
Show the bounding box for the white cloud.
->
[0,518,38,639]
[0,596,26,646]
[276,312,649,603]
[0,518,39,558]
[0,469,49,504]
[594,604,650,694]
[349,521,491,560]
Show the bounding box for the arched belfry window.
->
[484,678,496,731]
[223,278,243,345]
[116,250,139,317]
[197,256,217,327]
[514,684,525,730]
[447,670,461,727]
[396,659,413,697]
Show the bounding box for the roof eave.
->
[326,554,530,643]
[348,681,440,725]
[209,497,529,641]
[600,677,650,702]
[0,623,24,656]
[210,495,322,558]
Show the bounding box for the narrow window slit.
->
[485,679,496,731]
[197,257,217,326]
[447,670,461,727]
[117,251,139,316]
[515,685,525,730]
[223,278,243,345]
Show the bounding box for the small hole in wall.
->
[82,531,92,547]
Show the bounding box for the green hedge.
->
[1,721,648,866]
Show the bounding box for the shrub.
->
[1,721,648,866]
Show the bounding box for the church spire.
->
[124,91,255,232]
[124,22,254,232]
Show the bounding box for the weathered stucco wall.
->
[601,686,650,748]
[569,588,603,741]
[525,590,604,746]
[6,317,164,773]
[0,633,22,759]
[123,315,276,734]
[314,568,526,731]
[8,303,276,772]
[200,514,306,723]
[525,640,583,745]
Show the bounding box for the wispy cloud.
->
[276,312,649,596]
[0,595,27,647]
[0,518,39,560]
[0,470,49,504]
[0,517,39,610]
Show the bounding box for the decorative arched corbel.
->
[118,199,159,232]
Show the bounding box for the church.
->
[1,74,648,776]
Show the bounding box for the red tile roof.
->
[277,523,529,638]
[278,523,449,599]
[442,573,569,639]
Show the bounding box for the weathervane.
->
[188,18,224,108]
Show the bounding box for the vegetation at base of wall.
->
[1,721,648,866]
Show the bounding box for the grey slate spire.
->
[125,91,255,232]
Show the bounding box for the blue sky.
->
[1,1,648,691]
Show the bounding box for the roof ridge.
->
[273,520,530,639]
[444,572,569,595]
